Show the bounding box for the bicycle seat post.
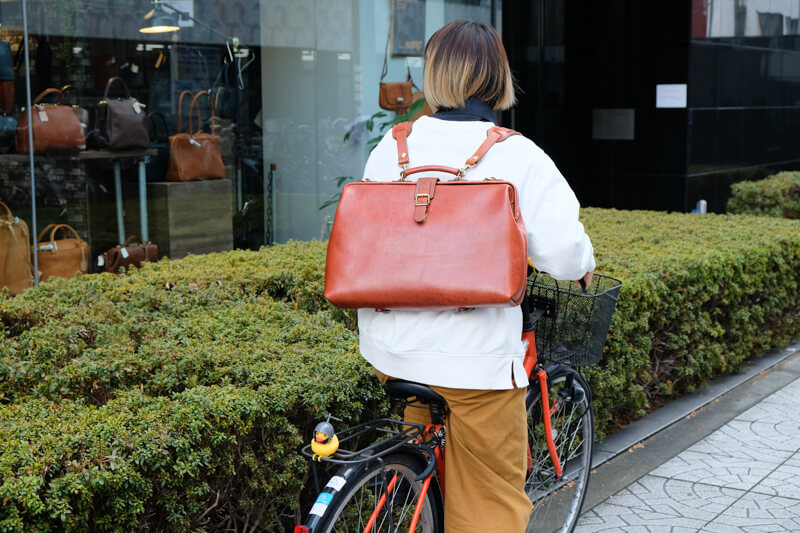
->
[385,380,448,426]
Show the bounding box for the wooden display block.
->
[147,179,234,259]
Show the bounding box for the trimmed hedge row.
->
[2,210,800,531]
[581,208,800,431]
[1,386,302,532]
[1,245,382,532]
[727,171,800,218]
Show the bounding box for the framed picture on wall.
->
[392,0,425,56]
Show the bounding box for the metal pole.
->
[113,160,125,244]
[271,163,277,245]
[138,158,149,242]
[22,0,39,287]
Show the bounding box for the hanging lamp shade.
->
[139,5,180,34]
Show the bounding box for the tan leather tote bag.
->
[166,90,225,182]
[324,122,528,310]
[0,201,33,295]
[34,223,89,282]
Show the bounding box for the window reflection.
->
[0,0,500,288]
[698,0,800,38]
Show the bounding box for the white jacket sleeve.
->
[519,150,596,281]
[362,130,398,182]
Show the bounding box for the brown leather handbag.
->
[0,201,33,296]
[0,81,13,116]
[378,28,416,114]
[34,223,89,282]
[93,76,149,150]
[324,122,528,310]
[15,88,86,153]
[100,235,158,274]
[166,90,225,182]
[379,78,414,114]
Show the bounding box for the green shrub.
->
[727,171,800,218]
[1,243,383,532]
[580,208,800,433]
[1,386,303,532]
[2,211,800,531]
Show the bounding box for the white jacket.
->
[357,115,595,390]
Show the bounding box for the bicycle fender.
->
[302,462,363,532]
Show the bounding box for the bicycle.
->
[295,272,622,533]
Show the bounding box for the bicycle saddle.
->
[385,380,446,406]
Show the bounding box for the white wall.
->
[259,0,496,243]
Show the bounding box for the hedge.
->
[1,245,382,532]
[580,208,800,432]
[727,171,800,218]
[2,210,800,531]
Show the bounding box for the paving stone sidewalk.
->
[575,376,800,532]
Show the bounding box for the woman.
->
[358,20,595,532]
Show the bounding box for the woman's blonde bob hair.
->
[423,20,516,111]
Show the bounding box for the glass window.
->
[0,0,499,290]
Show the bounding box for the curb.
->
[590,339,800,469]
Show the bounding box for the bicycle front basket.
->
[526,272,622,366]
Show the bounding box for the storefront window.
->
[0,0,498,290]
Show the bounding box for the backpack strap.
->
[392,122,413,174]
[392,122,519,180]
[459,126,519,177]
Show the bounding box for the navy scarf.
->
[431,97,497,123]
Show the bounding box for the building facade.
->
[504,0,800,212]
[0,0,796,288]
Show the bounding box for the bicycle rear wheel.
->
[318,452,443,533]
[525,366,594,533]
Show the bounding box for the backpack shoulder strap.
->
[392,122,519,179]
[463,126,519,172]
[392,121,413,169]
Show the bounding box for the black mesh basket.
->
[526,272,622,366]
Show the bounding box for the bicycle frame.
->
[522,306,564,479]
[360,424,444,533]
[299,295,569,533]
[353,331,563,533]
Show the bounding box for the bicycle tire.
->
[316,452,444,533]
[525,365,594,533]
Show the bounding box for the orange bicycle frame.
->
[523,329,564,479]
[362,325,564,533]
[362,424,444,533]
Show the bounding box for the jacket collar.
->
[431,97,497,123]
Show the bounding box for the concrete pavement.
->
[574,345,800,532]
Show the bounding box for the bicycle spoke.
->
[325,460,436,533]
[394,479,417,529]
[526,369,594,533]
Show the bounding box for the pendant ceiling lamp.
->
[139,2,180,34]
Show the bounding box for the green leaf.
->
[319,194,341,210]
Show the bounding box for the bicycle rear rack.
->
[300,418,425,466]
